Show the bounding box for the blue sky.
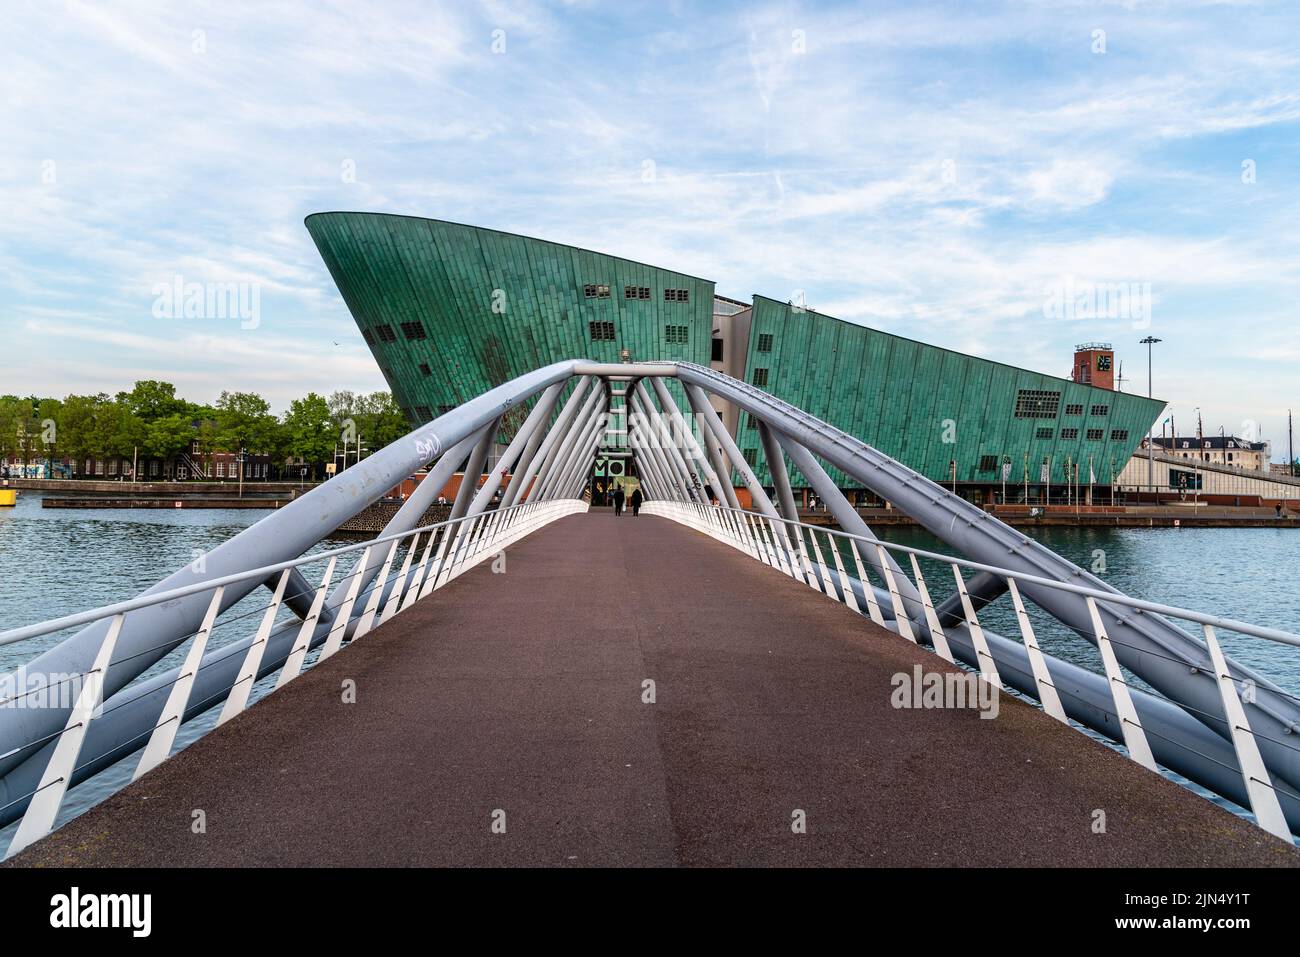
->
[2,0,1298,457]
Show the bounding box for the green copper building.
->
[307,212,1164,499]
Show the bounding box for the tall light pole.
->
[1140,335,1161,501]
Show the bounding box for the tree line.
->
[0,380,409,479]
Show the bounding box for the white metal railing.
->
[0,498,585,858]
[644,500,1300,844]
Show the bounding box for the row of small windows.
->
[1016,390,1110,419]
[363,322,426,345]
[1013,389,1060,419]
[584,284,690,303]
[1038,427,1129,441]
[586,321,696,343]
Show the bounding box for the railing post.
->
[796,526,823,593]
[1006,578,1067,723]
[951,565,1002,688]
[1203,624,1293,843]
[848,539,887,626]
[876,545,916,642]
[218,567,292,725]
[828,533,861,615]
[811,529,837,600]
[277,558,338,688]
[381,532,421,625]
[907,554,955,663]
[135,587,226,780]
[353,538,401,639]
[320,546,372,660]
[766,518,795,578]
[1085,595,1157,771]
[7,612,125,858]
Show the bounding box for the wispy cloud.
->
[1,0,1298,450]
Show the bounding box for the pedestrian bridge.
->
[1,361,1298,866]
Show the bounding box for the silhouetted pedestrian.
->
[630,487,643,516]
[613,485,625,516]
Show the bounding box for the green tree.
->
[146,413,194,462]
[282,392,334,479]
[358,391,408,450]
[57,394,101,466]
[215,392,276,451]
[0,396,22,466]
[118,380,184,422]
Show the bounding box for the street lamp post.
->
[1140,335,1161,502]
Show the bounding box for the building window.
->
[1086,429,1104,441]
[1061,428,1079,440]
[1109,429,1128,442]
[438,404,455,415]
[1036,427,1054,440]
[373,324,397,343]
[400,321,427,340]
[747,414,760,431]
[584,284,610,299]
[742,448,758,467]
[150,460,160,476]
[1090,404,1109,416]
[589,320,616,341]
[419,362,432,376]
[977,454,999,472]
[664,288,689,302]
[711,338,724,362]
[665,325,689,344]
[624,285,650,300]
[753,368,769,387]
[415,405,433,420]
[757,333,774,352]
[1064,403,1084,416]
[361,329,375,345]
[216,462,225,478]
[1014,389,1061,419]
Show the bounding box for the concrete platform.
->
[8,512,1298,867]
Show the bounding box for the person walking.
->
[630,486,643,516]
[613,484,625,517]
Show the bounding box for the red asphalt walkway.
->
[9,511,1298,867]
